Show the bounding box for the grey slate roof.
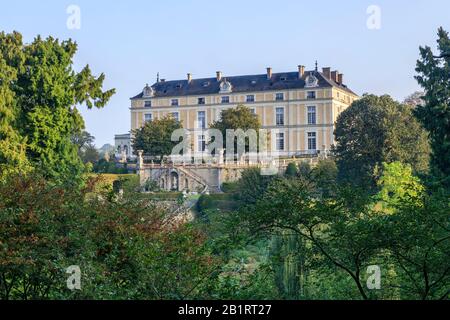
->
[130,70,357,100]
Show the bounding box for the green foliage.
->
[334,94,430,189]
[0,31,115,184]
[311,159,338,198]
[143,178,161,192]
[132,116,182,159]
[285,163,298,178]
[196,194,237,215]
[221,181,240,193]
[226,160,449,300]
[375,162,424,210]
[0,35,30,180]
[269,233,304,300]
[94,158,128,174]
[72,130,99,164]
[210,105,261,155]
[0,173,217,300]
[235,167,278,206]
[415,27,450,182]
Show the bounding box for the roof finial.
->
[157,72,160,83]
[315,60,318,72]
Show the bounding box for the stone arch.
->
[170,171,179,191]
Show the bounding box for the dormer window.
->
[305,72,319,88]
[142,84,154,98]
[176,84,182,89]
[219,80,232,93]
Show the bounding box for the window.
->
[276,133,285,151]
[144,113,152,123]
[198,135,206,152]
[171,99,179,106]
[250,108,256,115]
[308,132,317,151]
[144,100,152,108]
[307,106,317,125]
[197,111,206,129]
[307,91,316,99]
[275,93,284,101]
[198,97,205,105]
[171,112,179,122]
[276,107,285,126]
[221,96,230,104]
[246,95,255,102]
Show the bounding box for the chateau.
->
[115,65,358,192]
[116,65,358,159]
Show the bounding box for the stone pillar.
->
[137,150,145,188]
[218,148,224,165]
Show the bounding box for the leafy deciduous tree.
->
[334,94,430,189]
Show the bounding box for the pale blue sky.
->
[1,0,449,147]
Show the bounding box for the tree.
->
[374,162,450,300]
[235,168,278,206]
[310,159,338,198]
[334,94,430,189]
[72,130,100,165]
[81,144,100,164]
[285,163,298,178]
[132,116,182,161]
[415,27,450,181]
[71,130,95,151]
[236,177,382,300]
[0,173,218,300]
[210,105,261,156]
[403,91,425,107]
[0,31,115,184]
[0,50,30,181]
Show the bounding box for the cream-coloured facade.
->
[129,66,358,158]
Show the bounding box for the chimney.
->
[298,65,305,78]
[160,79,166,82]
[330,71,339,82]
[216,71,222,82]
[322,67,331,79]
[266,67,273,79]
[187,73,192,83]
[338,73,344,84]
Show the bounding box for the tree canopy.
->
[415,27,450,182]
[0,31,115,184]
[132,115,183,160]
[334,94,430,189]
[210,105,261,155]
